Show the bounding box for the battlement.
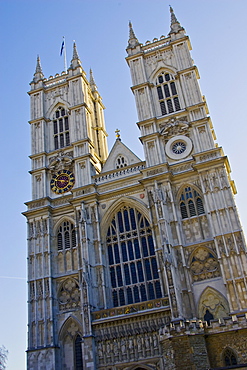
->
[160,313,247,340]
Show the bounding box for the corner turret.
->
[32,55,44,85]
[168,6,185,39]
[126,21,141,55]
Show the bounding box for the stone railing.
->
[94,164,145,184]
[44,72,67,88]
[143,40,170,53]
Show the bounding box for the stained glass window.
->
[106,207,162,307]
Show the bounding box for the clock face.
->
[50,170,75,194]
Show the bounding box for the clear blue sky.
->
[0,0,247,368]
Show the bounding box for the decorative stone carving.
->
[198,287,229,320]
[190,247,220,282]
[160,117,189,138]
[58,278,80,311]
[48,150,73,173]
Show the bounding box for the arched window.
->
[116,155,128,169]
[74,334,83,369]
[223,348,238,366]
[53,106,70,150]
[106,206,162,307]
[156,73,181,116]
[57,221,76,250]
[179,186,205,219]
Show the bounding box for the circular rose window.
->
[165,135,193,160]
[172,141,186,154]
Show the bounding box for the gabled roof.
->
[102,139,142,173]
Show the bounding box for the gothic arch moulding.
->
[149,65,177,83]
[53,216,75,234]
[176,183,203,201]
[59,316,83,369]
[46,99,70,119]
[198,286,229,320]
[59,315,83,342]
[221,347,238,367]
[100,196,150,238]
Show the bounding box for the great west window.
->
[106,206,162,307]
[156,73,181,116]
[53,106,70,150]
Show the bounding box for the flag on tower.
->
[60,39,64,56]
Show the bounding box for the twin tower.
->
[24,8,247,370]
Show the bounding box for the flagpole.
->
[63,36,67,72]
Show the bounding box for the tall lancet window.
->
[156,73,181,116]
[106,206,162,307]
[179,186,205,219]
[53,106,70,150]
[57,221,76,251]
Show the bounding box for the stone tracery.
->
[190,247,220,282]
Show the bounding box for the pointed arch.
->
[177,184,205,219]
[59,315,83,341]
[103,198,163,307]
[59,316,83,370]
[100,196,150,238]
[46,99,70,119]
[54,216,75,234]
[151,68,181,116]
[222,347,238,366]
[149,65,178,83]
[54,218,76,251]
[198,286,229,320]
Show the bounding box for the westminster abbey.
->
[24,7,247,370]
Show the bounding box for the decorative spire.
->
[69,41,82,70]
[89,68,97,91]
[127,21,140,49]
[72,41,80,60]
[33,55,44,82]
[170,6,178,24]
[35,55,43,74]
[115,129,121,141]
[129,21,136,40]
[168,6,185,36]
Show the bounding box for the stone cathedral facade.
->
[24,8,247,370]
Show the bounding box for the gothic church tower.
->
[24,7,247,370]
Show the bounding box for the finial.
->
[33,55,44,82]
[72,41,79,60]
[35,55,43,74]
[127,21,140,49]
[169,5,178,24]
[89,68,97,91]
[115,129,121,140]
[168,6,185,36]
[69,41,82,70]
[129,21,136,40]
